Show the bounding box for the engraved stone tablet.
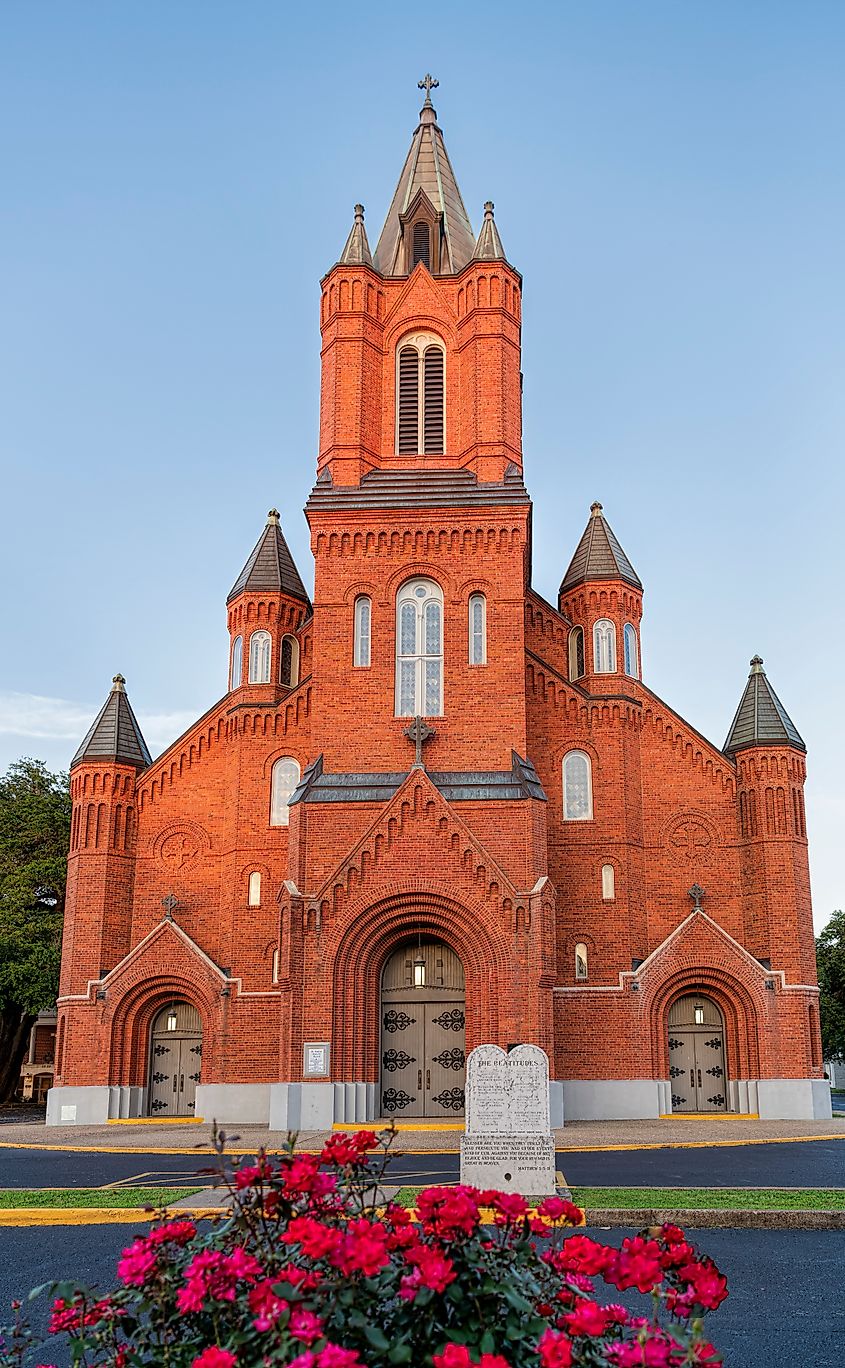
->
[460,1043,556,1195]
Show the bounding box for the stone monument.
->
[459,1043,557,1195]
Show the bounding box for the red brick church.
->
[48,80,830,1128]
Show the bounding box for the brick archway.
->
[107,975,218,1088]
[330,892,509,1081]
[648,969,762,1083]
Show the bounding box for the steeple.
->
[372,76,476,276]
[724,656,806,754]
[71,675,152,771]
[559,502,642,594]
[338,204,373,268]
[228,509,310,606]
[472,201,507,262]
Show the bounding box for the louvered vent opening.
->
[397,347,420,454]
[412,221,431,269]
[423,347,444,453]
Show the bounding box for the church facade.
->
[48,82,830,1128]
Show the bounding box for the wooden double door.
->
[380,940,466,1119]
[147,1003,202,1116]
[668,994,727,1113]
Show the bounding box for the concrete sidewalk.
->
[1,1114,842,1152]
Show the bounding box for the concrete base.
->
[549,1080,564,1128]
[195,1084,270,1126]
[269,1083,334,1130]
[562,1080,664,1121]
[756,1078,833,1121]
[46,1085,146,1125]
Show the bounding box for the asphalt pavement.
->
[1,1138,844,1190]
[0,1223,841,1368]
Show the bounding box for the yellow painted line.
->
[0,1207,221,1228]
[107,1117,205,1125]
[659,1113,759,1120]
[332,1122,464,1132]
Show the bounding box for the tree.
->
[816,908,845,1064]
[0,758,71,1104]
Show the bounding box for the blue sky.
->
[1,3,842,930]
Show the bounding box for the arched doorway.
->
[147,1002,202,1116]
[380,940,465,1119]
[668,994,727,1113]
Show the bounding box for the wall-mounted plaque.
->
[303,1042,330,1077]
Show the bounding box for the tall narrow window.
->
[412,221,430,268]
[230,636,243,690]
[271,947,279,983]
[623,623,639,678]
[280,635,299,687]
[248,630,272,683]
[395,333,445,454]
[354,596,371,667]
[568,626,585,681]
[593,620,616,673]
[395,578,443,716]
[248,872,261,907]
[468,593,486,665]
[270,757,300,827]
[601,864,615,900]
[563,750,593,821]
[575,943,589,980]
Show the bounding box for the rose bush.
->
[0,1127,726,1366]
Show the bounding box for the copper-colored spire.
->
[338,204,373,268]
[472,201,507,262]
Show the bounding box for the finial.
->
[590,501,603,517]
[267,509,280,525]
[483,201,495,218]
[111,674,126,692]
[688,883,705,910]
[418,72,438,119]
[750,655,764,673]
[353,204,365,223]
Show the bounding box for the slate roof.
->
[559,502,642,594]
[723,657,806,754]
[290,752,547,806]
[227,510,310,605]
[472,202,507,262]
[306,464,530,514]
[71,675,152,771]
[338,204,373,267]
[372,92,475,275]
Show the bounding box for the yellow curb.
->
[658,1113,759,1120]
[107,1117,205,1126]
[332,1122,465,1132]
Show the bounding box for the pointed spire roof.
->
[559,502,642,594]
[227,510,310,606]
[472,201,506,262]
[723,656,806,754]
[373,76,476,276]
[338,204,373,267]
[71,675,152,771]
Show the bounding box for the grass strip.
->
[0,1188,202,1210]
[390,1186,845,1212]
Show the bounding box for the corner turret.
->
[226,510,311,693]
[558,503,643,684]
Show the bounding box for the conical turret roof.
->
[373,77,475,276]
[227,510,310,606]
[723,656,805,754]
[559,502,642,594]
[338,204,373,267]
[71,675,152,770]
[472,201,506,262]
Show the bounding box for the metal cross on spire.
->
[403,715,435,768]
[418,73,439,107]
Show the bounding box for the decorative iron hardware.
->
[382,1049,415,1072]
[668,1066,683,1078]
[707,1094,726,1107]
[382,1088,415,1112]
[432,1087,465,1112]
[432,1047,465,1071]
[704,1037,723,1049]
[151,1071,167,1084]
[706,1066,723,1078]
[190,1044,202,1056]
[150,1098,168,1111]
[153,1044,170,1057]
[188,1072,201,1083]
[671,1094,687,1107]
[431,1009,464,1032]
[383,1009,415,1033]
[667,1037,683,1050]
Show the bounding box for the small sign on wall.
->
[303,1042,330,1077]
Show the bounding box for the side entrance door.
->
[147,1003,203,1116]
[668,994,727,1113]
[380,940,466,1119]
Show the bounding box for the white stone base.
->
[562,1079,664,1120]
[549,1080,564,1128]
[195,1084,270,1126]
[756,1078,833,1120]
[46,1085,146,1126]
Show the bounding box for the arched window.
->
[568,626,585,681]
[396,333,445,454]
[563,750,593,821]
[575,943,589,980]
[248,630,272,684]
[270,757,300,827]
[623,623,639,678]
[354,596,371,667]
[280,635,299,688]
[247,872,261,907]
[395,578,443,716]
[468,593,486,665]
[601,864,615,900]
[230,636,243,690]
[412,221,430,269]
[593,620,616,673]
